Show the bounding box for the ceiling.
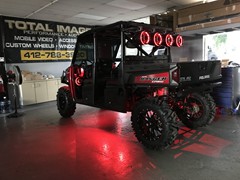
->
[0,0,205,25]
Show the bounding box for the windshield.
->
[73,41,94,66]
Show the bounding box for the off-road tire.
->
[177,93,211,129]
[205,94,216,124]
[57,87,76,118]
[131,98,178,150]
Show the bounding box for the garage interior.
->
[1,0,240,180]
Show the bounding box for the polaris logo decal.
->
[135,72,169,84]
[199,75,210,80]
[180,76,191,82]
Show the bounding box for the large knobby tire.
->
[57,87,76,118]
[177,93,210,129]
[205,94,216,124]
[131,98,178,150]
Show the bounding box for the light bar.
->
[136,30,183,48]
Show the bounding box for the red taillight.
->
[156,87,168,96]
[140,31,150,45]
[153,32,163,46]
[165,34,174,47]
[175,35,183,47]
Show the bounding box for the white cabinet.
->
[21,79,63,105]
[47,79,66,101]
[21,82,36,105]
[47,80,59,101]
[35,81,48,103]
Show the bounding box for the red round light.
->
[153,32,163,46]
[165,34,173,47]
[75,77,81,86]
[175,35,183,47]
[140,31,150,45]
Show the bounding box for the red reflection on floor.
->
[57,119,78,160]
[174,152,183,159]
[56,109,157,179]
[77,110,119,130]
[73,108,233,165]
[182,134,232,158]
[73,110,149,179]
[172,126,232,158]
[76,128,145,179]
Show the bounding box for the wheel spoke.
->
[138,109,164,141]
[146,110,153,119]
[184,97,204,120]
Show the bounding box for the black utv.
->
[57,21,222,150]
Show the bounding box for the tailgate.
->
[177,60,221,84]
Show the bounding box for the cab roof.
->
[77,21,172,40]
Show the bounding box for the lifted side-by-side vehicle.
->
[57,21,222,150]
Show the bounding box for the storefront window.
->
[203,31,240,64]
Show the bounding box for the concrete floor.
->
[0,102,240,180]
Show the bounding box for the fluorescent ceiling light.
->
[107,0,146,10]
[25,0,58,18]
[74,13,107,20]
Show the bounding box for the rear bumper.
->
[177,81,222,96]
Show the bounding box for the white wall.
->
[9,61,71,78]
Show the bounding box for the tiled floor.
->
[0,102,240,180]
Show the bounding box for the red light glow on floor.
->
[181,134,232,158]
[76,128,146,179]
[172,127,232,158]
[72,109,233,168]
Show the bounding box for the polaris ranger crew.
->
[57,21,221,150]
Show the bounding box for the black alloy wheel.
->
[177,93,210,129]
[131,98,178,150]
